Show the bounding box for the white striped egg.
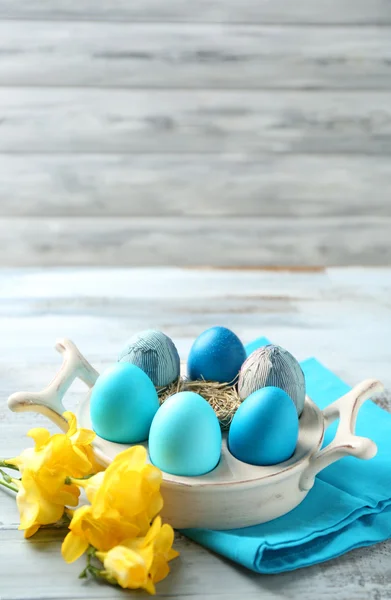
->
[238,345,305,416]
[118,329,180,387]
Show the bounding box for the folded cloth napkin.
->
[182,336,391,573]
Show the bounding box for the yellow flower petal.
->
[143,516,162,547]
[144,577,156,595]
[69,428,96,447]
[16,470,65,531]
[63,411,77,436]
[70,445,95,474]
[151,555,170,584]
[76,471,105,503]
[112,446,148,470]
[92,470,146,519]
[146,491,164,522]
[168,548,180,561]
[83,445,105,473]
[24,523,40,538]
[100,545,153,590]
[27,428,51,450]
[143,464,163,490]
[66,504,92,534]
[11,446,46,473]
[54,484,80,508]
[16,474,40,529]
[62,530,89,563]
[156,523,175,554]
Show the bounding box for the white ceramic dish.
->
[8,338,383,530]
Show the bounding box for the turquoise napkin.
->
[183,337,391,573]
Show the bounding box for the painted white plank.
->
[0,267,390,390]
[0,0,388,25]
[0,22,390,90]
[0,154,390,218]
[0,216,390,267]
[2,266,391,301]
[1,527,391,600]
[0,88,390,154]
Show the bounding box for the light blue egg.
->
[118,329,180,387]
[187,326,246,383]
[148,391,222,476]
[238,345,306,416]
[228,386,299,466]
[90,363,159,443]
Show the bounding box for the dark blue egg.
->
[187,326,246,383]
[228,386,299,466]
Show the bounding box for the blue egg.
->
[90,363,159,444]
[228,386,299,466]
[118,329,180,387]
[148,391,222,476]
[187,326,246,383]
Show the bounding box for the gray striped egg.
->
[118,329,180,388]
[238,345,305,416]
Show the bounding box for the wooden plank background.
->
[0,1,390,266]
[0,0,390,24]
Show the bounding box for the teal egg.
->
[118,329,180,387]
[90,363,159,443]
[148,391,222,476]
[228,386,299,466]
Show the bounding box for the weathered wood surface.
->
[0,216,390,267]
[0,2,389,267]
[0,0,389,25]
[1,154,390,218]
[1,267,391,599]
[0,88,391,155]
[0,22,390,89]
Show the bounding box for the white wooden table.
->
[1,267,391,600]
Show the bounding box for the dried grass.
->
[157,378,242,430]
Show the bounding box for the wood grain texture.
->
[0,22,390,90]
[0,216,390,267]
[1,528,391,600]
[1,154,390,218]
[0,0,389,25]
[1,267,391,599]
[1,88,391,155]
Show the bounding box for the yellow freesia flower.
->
[62,504,140,563]
[96,516,179,595]
[10,411,103,478]
[124,516,179,586]
[62,446,164,562]
[90,446,163,528]
[8,411,102,537]
[97,545,155,594]
[13,469,80,538]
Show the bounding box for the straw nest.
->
[157,378,242,430]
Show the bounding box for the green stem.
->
[79,545,97,579]
[0,460,19,471]
[78,546,117,586]
[0,478,18,493]
[65,473,95,485]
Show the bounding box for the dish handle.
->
[7,338,99,432]
[299,379,383,492]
